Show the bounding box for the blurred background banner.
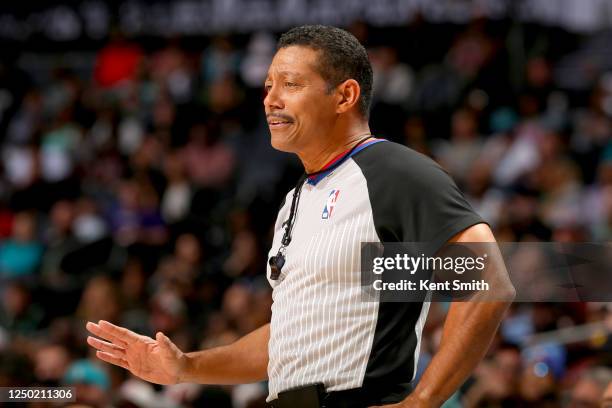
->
[0,0,612,42]
[3,0,612,42]
[0,0,611,407]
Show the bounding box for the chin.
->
[269,131,298,153]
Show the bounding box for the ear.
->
[335,79,361,115]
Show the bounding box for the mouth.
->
[268,121,292,129]
[267,115,294,129]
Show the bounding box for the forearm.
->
[181,323,270,384]
[409,301,510,407]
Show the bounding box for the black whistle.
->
[269,254,286,280]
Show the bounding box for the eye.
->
[264,83,272,91]
[285,82,298,87]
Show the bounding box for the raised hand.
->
[86,320,188,385]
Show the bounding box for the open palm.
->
[86,320,187,385]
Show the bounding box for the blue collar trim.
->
[306,139,386,186]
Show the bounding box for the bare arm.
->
[86,321,269,386]
[372,223,515,408]
[409,300,511,406]
[181,323,269,384]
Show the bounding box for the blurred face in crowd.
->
[12,212,36,242]
[78,276,120,323]
[50,201,74,234]
[35,345,70,383]
[568,377,606,408]
[602,383,612,408]
[175,233,201,265]
[451,109,478,140]
[2,283,31,317]
[264,45,344,153]
[495,347,521,384]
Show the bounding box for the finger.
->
[86,321,128,347]
[87,336,126,355]
[87,320,135,347]
[99,320,142,345]
[95,351,129,370]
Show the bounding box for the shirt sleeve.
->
[353,141,485,256]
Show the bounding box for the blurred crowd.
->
[0,17,610,408]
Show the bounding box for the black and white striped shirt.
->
[266,140,483,404]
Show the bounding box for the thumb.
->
[156,332,175,352]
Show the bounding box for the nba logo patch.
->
[322,189,340,219]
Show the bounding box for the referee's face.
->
[264,46,338,153]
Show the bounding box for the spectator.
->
[183,121,236,188]
[63,359,111,406]
[462,343,522,407]
[161,151,192,224]
[566,367,612,408]
[34,343,71,386]
[602,381,612,408]
[0,281,44,335]
[0,211,43,278]
[77,275,122,325]
[433,108,484,186]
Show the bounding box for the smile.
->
[268,120,293,128]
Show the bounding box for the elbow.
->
[491,283,515,319]
[501,281,516,303]
[491,273,515,304]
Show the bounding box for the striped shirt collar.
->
[306,138,386,186]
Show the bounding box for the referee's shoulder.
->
[353,140,447,181]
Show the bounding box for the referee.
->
[86,25,515,408]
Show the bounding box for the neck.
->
[298,125,372,174]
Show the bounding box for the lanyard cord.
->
[281,134,373,247]
[281,173,307,246]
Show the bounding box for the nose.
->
[263,84,284,111]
